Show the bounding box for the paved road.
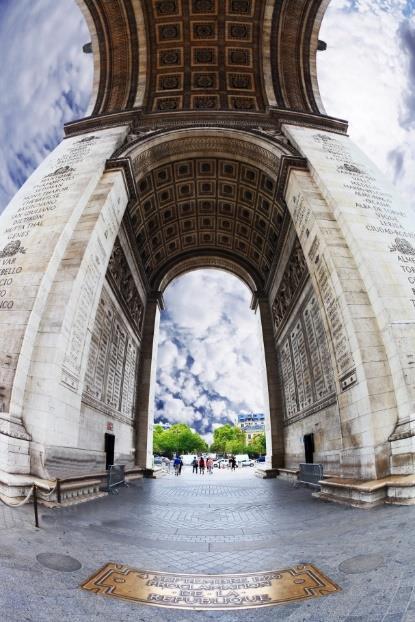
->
[1,467,415,621]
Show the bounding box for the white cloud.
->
[0,0,92,211]
[155,270,266,439]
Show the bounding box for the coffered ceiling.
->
[74,0,346,133]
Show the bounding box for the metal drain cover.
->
[36,553,82,572]
[339,554,384,574]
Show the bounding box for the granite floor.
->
[1,468,415,621]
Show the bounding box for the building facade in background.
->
[238,413,265,442]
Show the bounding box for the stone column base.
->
[0,415,31,474]
[316,475,415,509]
[389,417,415,475]
[254,467,279,479]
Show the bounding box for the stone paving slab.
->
[1,468,415,621]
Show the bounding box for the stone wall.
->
[78,236,145,469]
[276,281,342,473]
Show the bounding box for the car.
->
[256,456,266,463]
[213,459,228,468]
[239,459,255,467]
[153,456,163,465]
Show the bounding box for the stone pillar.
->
[257,296,285,471]
[135,294,161,471]
[0,127,128,476]
[283,124,415,478]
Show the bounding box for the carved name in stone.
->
[312,132,415,311]
[83,286,138,420]
[62,240,106,390]
[278,289,336,424]
[0,138,99,314]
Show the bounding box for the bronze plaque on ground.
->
[81,563,340,610]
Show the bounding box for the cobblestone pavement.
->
[1,468,415,621]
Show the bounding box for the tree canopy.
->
[210,424,246,455]
[247,432,266,457]
[153,423,208,458]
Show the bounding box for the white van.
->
[235,454,250,464]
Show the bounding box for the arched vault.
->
[70,0,347,136]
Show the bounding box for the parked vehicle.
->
[213,459,228,468]
[153,456,163,465]
[239,459,255,467]
[256,456,266,463]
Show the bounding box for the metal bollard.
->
[33,485,39,528]
[56,479,61,504]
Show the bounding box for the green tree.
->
[152,423,208,458]
[153,424,165,455]
[247,432,266,457]
[210,424,246,454]
[225,438,246,455]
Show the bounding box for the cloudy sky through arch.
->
[155,270,267,444]
[0,0,414,440]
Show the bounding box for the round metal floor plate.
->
[36,553,82,572]
[339,554,384,574]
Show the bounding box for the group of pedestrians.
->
[191,456,214,474]
[171,454,238,476]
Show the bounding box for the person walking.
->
[173,455,181,476]
[192,456,198,474]
[199,456,205,474]
[179,456,183,475]
[230,456,236,471]
[207,457,213,474]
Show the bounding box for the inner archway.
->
[154,268,269,460]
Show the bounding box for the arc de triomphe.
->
[0,0,414,507]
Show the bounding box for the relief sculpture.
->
[107,238,144,333]
[271,238,307,332]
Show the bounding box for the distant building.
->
[237,413,265,442]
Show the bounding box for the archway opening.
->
[153,268,270,474]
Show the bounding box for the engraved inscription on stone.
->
[0,138,99,315]
[278,290,336,423]
[314,256,354,378]
[312,132,415,311]
[82,287,139,419]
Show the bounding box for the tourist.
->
[179,456,183,475]
[173,455,181,476]
[207,457,213,474]
[231,456,236,471]
[192,456,198,474]
[199,456,205,474]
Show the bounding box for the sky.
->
[0,0,414,441]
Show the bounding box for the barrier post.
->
[33,485,39,528]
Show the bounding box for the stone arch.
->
[0,1,414,506]
[105,127,305,473]
[157,256,258,295]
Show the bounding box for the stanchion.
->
[33,485,39,528]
